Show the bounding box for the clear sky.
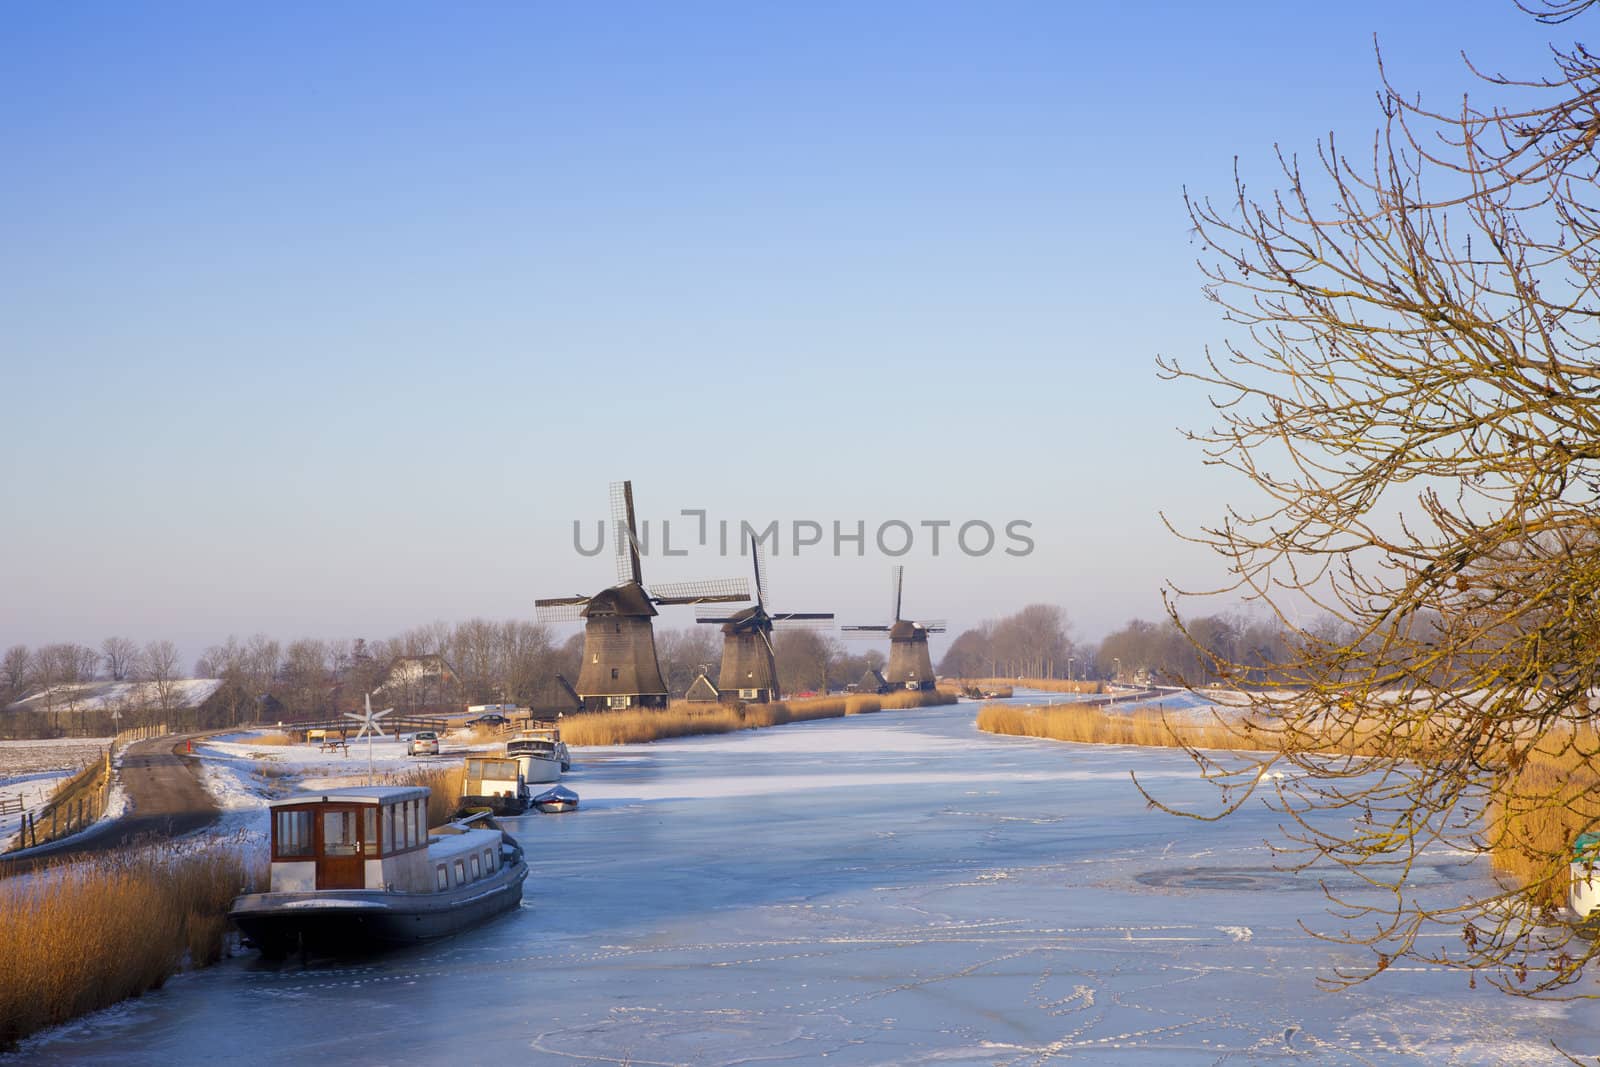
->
[0,2,1570,664]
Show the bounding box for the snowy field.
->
[0,737,111,843]
[12,705,1599,1065]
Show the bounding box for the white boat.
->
[506,729,564,784]
[229,785,527,958]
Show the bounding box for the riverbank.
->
[560,690,956,746]
[0,838,261,1049]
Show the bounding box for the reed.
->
[390,764,465,828]
[561,690,956,746]
[244,731,296,746]
[1484,729,1600,909]
[975,703,1261,751]
[0,841,263,1049]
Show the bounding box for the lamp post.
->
[1067,658,1076,682]
[1114,657,1123,683]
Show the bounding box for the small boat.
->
[506,728,565,784]
[230,785,527,959]
[531,784,579,813]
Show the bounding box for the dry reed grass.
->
[1485,729,1600,909]
[975,703,1264,751]
[561,690,956,746]
[243,731,296,746]
[0,841,263,1048]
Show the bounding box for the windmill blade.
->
[913,619,947,631]
[841,629,891,641]
[650,577,750,605]
[695,615,740,625]
[891,565,904,622]
[771,614,834,630]
[750,536,769,610]
[535,595,590,606]
[611,480,643,587]
[840,624,890,631]
[535,600,589,623]
[773,612,833,620]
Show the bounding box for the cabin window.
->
[470,854,481,880]
[484,848,495,872]
[363,808,378,855]
[275,809,313,858]
[454,859,466,886]
[384,805,397,854]
[406,800,418,849]
[322,810,359,856]
[436,864,448,890]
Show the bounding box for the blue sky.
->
[0,2,1569,662]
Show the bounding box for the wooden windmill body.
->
[697,542,832,703]
[842,566,945,691]
[536,482,749,712]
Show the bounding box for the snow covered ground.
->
[13,706,1599,1065]
[0,737,112,844]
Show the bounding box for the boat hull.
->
[230,860,528,958]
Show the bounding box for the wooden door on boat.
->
[315,805,365,889]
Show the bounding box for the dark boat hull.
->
[230,861,528,958]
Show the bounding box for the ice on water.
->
[15,705,1597,1065]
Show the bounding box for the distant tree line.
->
[937,605,1298,687]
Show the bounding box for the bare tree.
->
[1159,0,1600,993]
[101,636,138,681]
[138,640,183,723]
[0,645,29,697]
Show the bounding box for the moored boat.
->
[531,784,579,813]
[459,756,532,815]
[229,785,527,958]
[506,725,566,783]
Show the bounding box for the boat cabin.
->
[268,786,434,893]
[462,757,524,803]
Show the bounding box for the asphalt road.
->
[0,733,221,874]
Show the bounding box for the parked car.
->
[408,730,440,756]
[468,713,508,728]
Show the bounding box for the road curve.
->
[0,733,221,875]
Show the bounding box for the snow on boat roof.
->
[268,785,429,808]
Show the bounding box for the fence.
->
[113,721,170,750]
[0,794,22,817]
[4,749,112,853]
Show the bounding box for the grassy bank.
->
[0,841,263,1049]
[391,764,466,827]
[561,690,956,746]
[949,677,1103,695]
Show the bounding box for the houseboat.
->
[229,785,527,958]
[458,756,531,815]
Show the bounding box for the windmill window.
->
[614,623,621,633]
[611,668,619,680]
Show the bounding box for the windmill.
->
[536,481,750,712]
[696,539,833,703]
[841,566,946,691]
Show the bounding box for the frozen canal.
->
[14,704,1598,1064]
